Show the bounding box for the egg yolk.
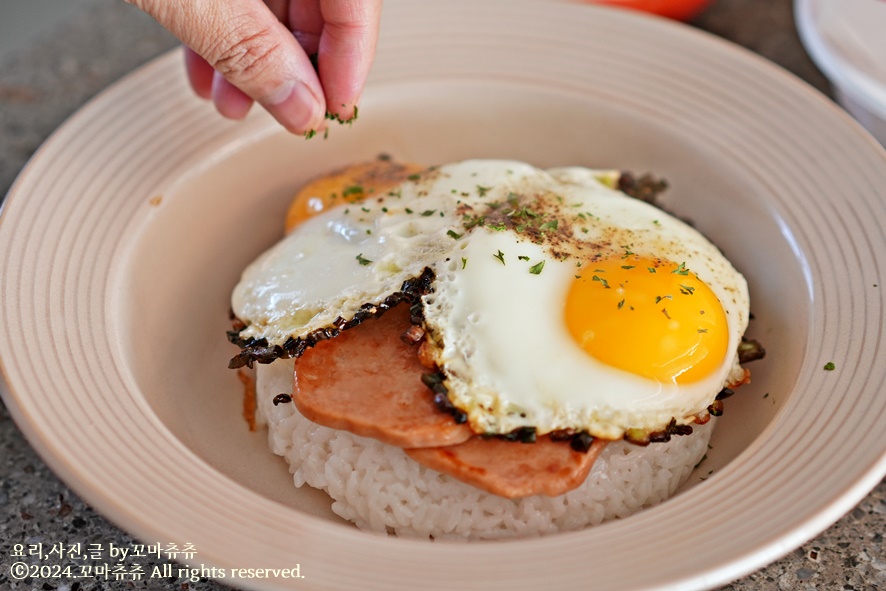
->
[285,160,425,232]
[565,255,728,383]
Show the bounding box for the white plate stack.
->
[796,0,886,146]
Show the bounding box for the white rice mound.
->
[256,360,714,541]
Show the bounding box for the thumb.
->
[130,0,326,134]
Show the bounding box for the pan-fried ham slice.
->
[293,301,608,497]
[293,304,473,448]
[406,437,607,498]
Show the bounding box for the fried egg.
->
[232,160,750,439]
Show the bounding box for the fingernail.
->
[266,81,324,134]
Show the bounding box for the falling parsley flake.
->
[355,253,372,266]
[529,261,545,275]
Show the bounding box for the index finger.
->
[316,0,383,122]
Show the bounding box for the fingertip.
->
[212,73,255,120]
[184,47,214,100]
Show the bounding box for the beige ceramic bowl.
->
[2,1,886,590]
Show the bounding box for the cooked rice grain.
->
[256,360,713,540]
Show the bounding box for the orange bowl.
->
[589,0,712,21]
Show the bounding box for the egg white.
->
[232,160,750,439]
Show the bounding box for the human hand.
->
[128,0,382,135]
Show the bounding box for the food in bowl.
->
[227,158,762,539]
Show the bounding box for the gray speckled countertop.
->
[1,1,884,590]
